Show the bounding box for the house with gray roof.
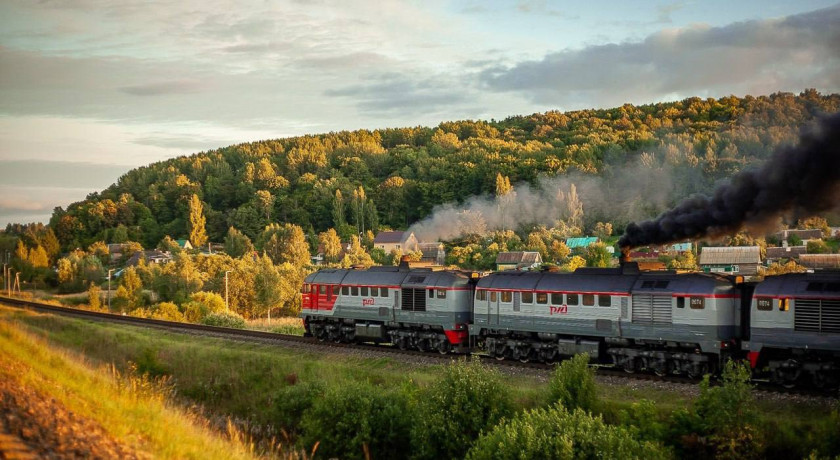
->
[495,251,543,271]
[373,231,419,254]
[698,246,761,275]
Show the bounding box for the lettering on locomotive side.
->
[549,305,568,315]
[362,298,375,306]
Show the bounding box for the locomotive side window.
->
[351,286,359,296]
[521,292,533,304]
[429,289,434,298]
[361,287,369,296]
[690,297,705,309]
[677,297,685,308]
[501,291,512,303]
[301,284,309,294]
[779,298,789,312]
[437,289,446,299]
[490,291,497,302]
[342,286,349,296]
[583,294,595,306]
[477,290,486,301]
[756,298,771,311]
[598,295,611,307]
[567,294,579,306]
[332,286,340,295]
[537,293,548,304]
[319,285,326,294]
[551,293,562,304]
[381,288,389,297]
[370,287,378,297]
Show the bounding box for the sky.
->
[1,0,839,227]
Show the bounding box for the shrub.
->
[149,302,185,322]
[668,360,763,459]
[270,381,325,436]
[182,291,226,322]
[547,353,597,412]
[411,358,513,460]
[300,380,412,460]
[201,311,246,329]
[466,404,668,460]
[620,399,667,444]
[87,282,102,310]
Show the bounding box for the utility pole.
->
[2,264,6,296]
[13,272,20,295]
[8,269,13,297]
[224,270,231,312]
[107,269,115,310]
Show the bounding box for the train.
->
[301,262,840,388]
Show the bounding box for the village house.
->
[495,251,543,271]
[417,242,446,266]
[373,231,419,254]
[698,246,761,275]
[125,250,172,267]
[799,254,840,270]
[766,245,807,262]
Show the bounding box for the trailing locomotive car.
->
[744,272,840,388]
[301,266,476,353]
[470,263,742,377]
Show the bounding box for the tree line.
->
[34,90,838,252]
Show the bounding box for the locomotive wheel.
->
[812,370,838,390]
[687,362,708,380]
[437,340,451,355]
[516,348,531,364]
[493,346,507,361]
[396,337,408,350]
[614,356,636,374]
[416,339,429,352]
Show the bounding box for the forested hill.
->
[46,90,840,250]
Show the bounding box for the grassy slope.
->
[1,304,834,449]
[0,309,256,460]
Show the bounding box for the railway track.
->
[1,296,835,398]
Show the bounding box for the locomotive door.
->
[490,291,500,326]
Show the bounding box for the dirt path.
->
[0,376,145,459]
[0,428,37,460]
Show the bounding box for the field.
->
[1,303,837,459]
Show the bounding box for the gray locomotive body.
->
[469,265,742,377]
[744,272,840,388]
[301,266,475,353]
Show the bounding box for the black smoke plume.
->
[619,112,840,249]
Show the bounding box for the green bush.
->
[299,380,412,460]
[201,311,246,329]
[548,353,597,412]
[411,358,513,460]
[270,381,325,436]
[668,360,763,459]
[466,404,669,460]
[619,399,668,444]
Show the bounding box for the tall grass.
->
[0,320,262,459]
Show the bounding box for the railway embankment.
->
[0,311,261,460]
[2,302,838,459]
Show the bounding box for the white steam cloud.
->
[409,156,683,242]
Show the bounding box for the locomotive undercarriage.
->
[761,349,840,389]
[305,316,458,354]
[478,329,720,379]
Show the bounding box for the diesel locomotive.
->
[301,263,840,387]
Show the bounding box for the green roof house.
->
[565,237,598,249]
[175,239,194,250]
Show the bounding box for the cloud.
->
[120,79,204,96]
[325,73,471,116]
[480,5,840,108]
